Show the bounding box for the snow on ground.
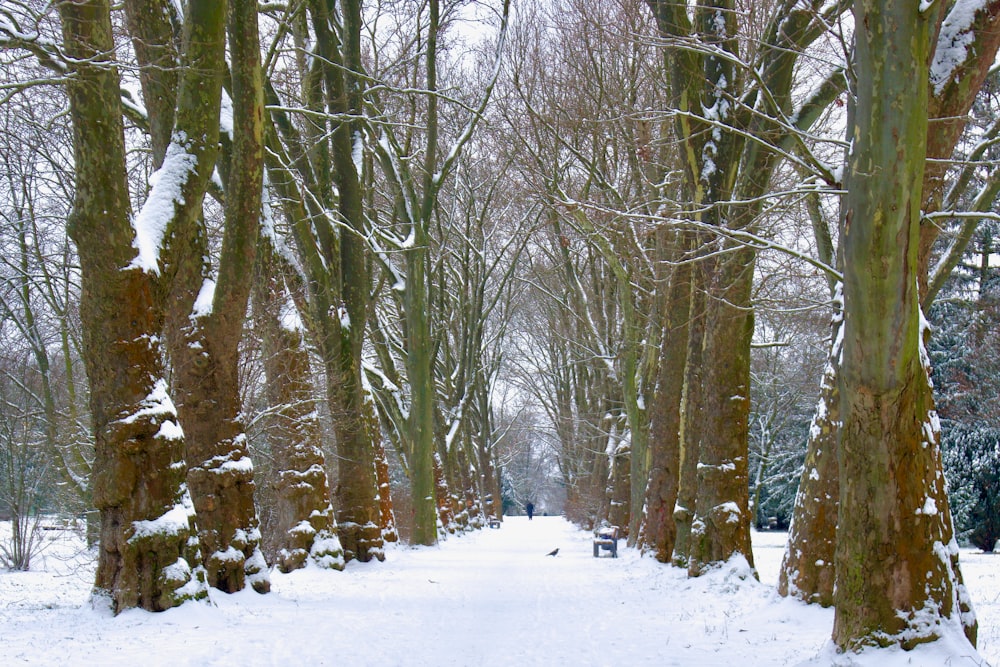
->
[0,516,997,666]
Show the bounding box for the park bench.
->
[593,524,619,558]
[488,515,501,529]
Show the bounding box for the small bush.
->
[942,421,1000,552]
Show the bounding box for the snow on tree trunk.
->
[253,236,344,572]
[833,0,976,649]
[687,249,756,577]
[59,0,206,613]
[778,310,841,606]
[374,436,399,543]
[673,265,707,567]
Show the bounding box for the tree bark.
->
[778,307,841,606]
[640,230,690,561]
[123,0,178,168]
[606,423,632,533]
[673,262,706,567]
[253,233,345,572]
[60,0,205,613]
[688,248,755,576]
[834,0,975,649]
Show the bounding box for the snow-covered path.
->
[1,516,998,665]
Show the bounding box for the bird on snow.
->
[546,548,559,557]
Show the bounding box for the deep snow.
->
[1,516,996,666]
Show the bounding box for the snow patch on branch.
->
[192,278,215,319]
[278,293,303,333]
[131,133,198,275]
[930,0,987,95]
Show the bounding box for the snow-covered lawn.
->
[0,516,996,666]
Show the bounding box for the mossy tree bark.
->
[261,0,385,563]
[645,0,851,574]
[60,0,205,613]
[253,232,345,572]
[146,0,269,594]
[781,0,1000,611]
[833,0,975,649]
[639,229,690,562]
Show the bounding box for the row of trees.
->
[2,0,999,656]
[496,0,999,654]
[2,0,517,610]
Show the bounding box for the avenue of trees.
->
[2,0,1000,656]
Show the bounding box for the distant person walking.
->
[526,502,534,520]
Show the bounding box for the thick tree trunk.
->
[778,310,841,606]
[158,0,270,594]
[60,0,205,613]
[688,249,755,576]
[673,262,707,566]
[253,235,344,572]
[406,0,444,547]
[374,437,400,543]
[640,232,690,562]
[834,0,975,649]
[173,326,268,592]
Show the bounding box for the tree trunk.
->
[322,0,385,563]
[253,234,344,572]
[328,349,385,562]
[673,259,707,566]
[157,0,270,594]
[406,0,444,547]
[606,424,632,533]
[407,233,439,545]
[778,308,841,606]
[60,0,205,613]
[834,0,975,649]
[434,453,456,535]
[374,436,400,543]
[687,248,755,576]
[640,231,690,562]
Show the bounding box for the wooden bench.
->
[593,525,619,558]
[488,516,501,529]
